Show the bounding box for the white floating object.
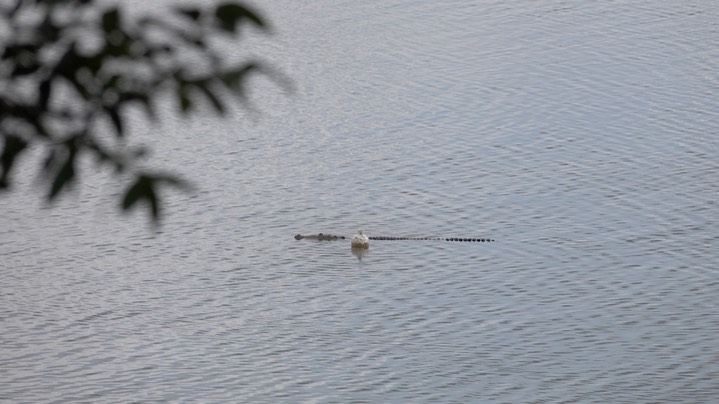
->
[351,229,370,249]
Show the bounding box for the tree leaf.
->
[101,8,121,33]
[12,62,41,76]
[148,186,159,220]
[5,43,41,76]
[2,44,38,60]
[105,105,123,137]
[54,43,83,82]
[195,81,225,114]
[42,149,57,172]
[121,175,151,210]
[39,9,61,42]
[214,3,265,33]
[220,62,259,93]
[177,83,191,112]
[38,79,52,110]
[175,7,202,21]
[121,91,155,121]
[48,148,76,200]
[0,135,28,189]
[122,173,186,222]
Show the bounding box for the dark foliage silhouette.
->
[0,0,286,221]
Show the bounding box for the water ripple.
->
[2,0,719,402]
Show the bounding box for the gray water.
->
[2,1,718,402]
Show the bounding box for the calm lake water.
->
[2,0,718,402]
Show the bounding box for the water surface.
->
[2,1,718,402]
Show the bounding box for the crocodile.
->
[294,233,346,241]
[294,233,495,242]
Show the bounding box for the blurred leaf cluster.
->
[0,0,282,222]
